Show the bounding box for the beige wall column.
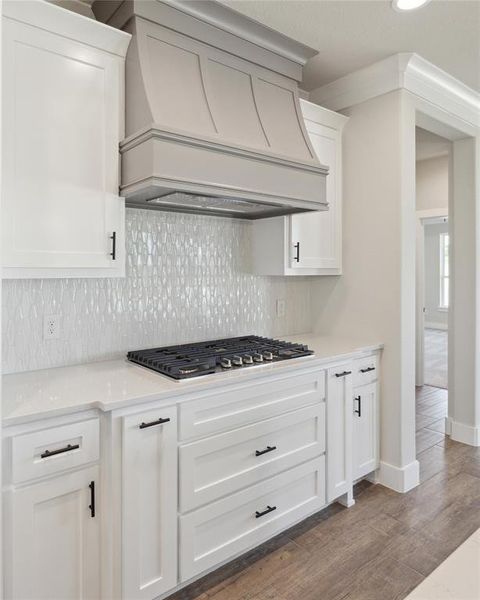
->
[311,89,419,492]
[448,137,480,445]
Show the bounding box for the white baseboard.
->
[445,416,453,435]
[450,420,480,446]
[425,322,448,331]
[378,460,420,493]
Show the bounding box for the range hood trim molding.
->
[121,175,330,211]
[120,125,329,176]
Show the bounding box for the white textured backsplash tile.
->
[2,209,312,374]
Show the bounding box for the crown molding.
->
[310,53,480,128]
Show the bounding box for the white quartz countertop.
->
[2,334,383,426]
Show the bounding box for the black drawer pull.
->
[110,231,117,261]
[255,505,277,519]
[89,481,96,518]
[40,443,79,459]
[335,370,352,378]
[139,417,171,429]
[255,445,277,457]
[294,242,300,263]
[354,395,362,417]
[360,366,376,373]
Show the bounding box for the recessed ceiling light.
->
[392,0,431,11]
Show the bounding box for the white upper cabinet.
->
[251,99,348,276]
[1,1,130,278]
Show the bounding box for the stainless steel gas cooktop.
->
[127,335,314,380]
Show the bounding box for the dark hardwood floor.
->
[170,386,480,600]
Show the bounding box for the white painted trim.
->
[425,322,448,331]
[310,53,480,128]
[445,416,453,435]
[450,420,480,446]
[378,460,420,493]
[2,0,131,57]
[300,99,349,131]
[417,208,449,221]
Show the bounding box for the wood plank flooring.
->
[169,386,480,600]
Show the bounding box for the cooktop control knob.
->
[263,351,274,361]
[220,358,232,369]
[243,354,254,364]
[232,355,243,366]
[253,353,263,362]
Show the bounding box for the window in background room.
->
[439,232,449,309]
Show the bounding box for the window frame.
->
[439,231,449,310]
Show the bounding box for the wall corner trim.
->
[309,52,480,128]
[378,459,420,493]
[450,420,480,447]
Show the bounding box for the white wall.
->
[416,156,449,211]
[310,89,419,492]
[424,221,448,329]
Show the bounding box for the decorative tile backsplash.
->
[2,209,312,374]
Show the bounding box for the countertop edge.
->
[2,341,383,427]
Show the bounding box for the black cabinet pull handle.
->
[255,505,277,519]
[354,395,362,417]
[89,481,95,518]
[255,445,277,457]
[139,417,171,429]
[110,231,117,261]
[294,242,300,263]
[335,370,352,378]
[360,366,376,373]
[40,443,80,459]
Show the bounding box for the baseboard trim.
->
[425,322,448,331]
[445,416,453,435]
[450,420,480,446]
[378,460,420,493]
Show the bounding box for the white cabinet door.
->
[289,120,340,271]
[353,382,379,480]
[122,406,177,600]
[326,363,353,502]
[9,466,100,600]
[2,11,125,278]
[251,100,346,276]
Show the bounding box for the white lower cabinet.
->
[9,465,100,600]
[122,406,178,600]
[3,357,380,600]
[353,382,379,480]
[179,457,325,581]
[326,363,353,502]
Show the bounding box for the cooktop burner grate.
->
[127,335,314,380]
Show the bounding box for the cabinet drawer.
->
[353,355,378,387]
[179,370,325,441]
[11,418,100,484]
[179,457,325,581]
[180,403,325,512]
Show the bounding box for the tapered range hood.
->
[94,0,328,219]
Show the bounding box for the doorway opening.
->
[415,128,451,456]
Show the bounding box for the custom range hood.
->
[94,0,328,218]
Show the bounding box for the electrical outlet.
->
[43,315,61,340]
[276,299,286,318]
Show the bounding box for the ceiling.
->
[416,128,450,161]
[220,0,480,92]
